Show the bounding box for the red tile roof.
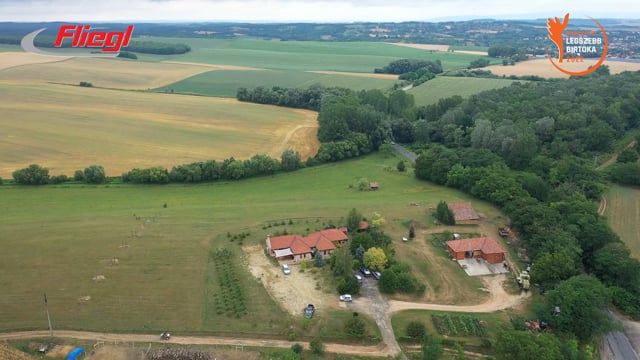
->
[446,237,506,254]
[447,202,480,221]
[269,229,348,256]
[358,221,370,230]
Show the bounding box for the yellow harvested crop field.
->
[0,52,70,70]
[0,83,319,177]
[0,56,256,89]
[486,58,640,78]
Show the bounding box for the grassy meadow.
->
[408,77,521,106]
[135,38,482,72]
[0,83,319,178]
[605,185,640,259]
[159,69,397,97]
[0,152,501,335]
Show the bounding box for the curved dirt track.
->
[389,275,530,314]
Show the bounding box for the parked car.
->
[339,294,353,302]
[160,331,171,340]
[372,271,382,280]
[354,274,363,282]
[282,263,291,275]
[304,304,315,318]
[359,266,371,277]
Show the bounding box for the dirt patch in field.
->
[385,43,450,52]
[243,245,337,316]
[0,52,70,71]
[306,70,399,80]
[454,50,488,56]
[486,58,640,78]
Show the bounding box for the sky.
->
[0,0,638,23]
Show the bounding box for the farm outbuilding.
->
[447,202,480,224]
[446,237,506,264]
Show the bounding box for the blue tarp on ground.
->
[66,347,84,360]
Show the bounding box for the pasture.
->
[605,185,640,259]
[159,69,398,97]
[408,77,520,106]
[0,83,318,177]
[485,58,640,78]
[135,38,482,72]
[0,152,503,335]
[0,56,250,89]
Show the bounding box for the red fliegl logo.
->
[54,25,134,53]
[21,24,134,57]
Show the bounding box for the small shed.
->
[66,347,84,360]
[369,182,379,190]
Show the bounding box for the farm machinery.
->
[516,270,530,291]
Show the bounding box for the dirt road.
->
[0,275,528,359]
[389,275,529,313]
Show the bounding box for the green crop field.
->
[0,83,319,178]
[408,76,521,106]
[159,69,398,97]
[0,153,497,335]
[136,38,481,72]
[605,185,640,259]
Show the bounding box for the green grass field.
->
[0,152,497,335]
[136,38,481,72]
[159,69,397,97]
[408,76,521,106]
[0,83,318,178]
[605,185,640,259]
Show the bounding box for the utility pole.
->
[44,293,53,337]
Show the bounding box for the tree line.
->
[238,86,418,165]
[9,150,302,185]
[408,71,640,353]
[375,59,443,87]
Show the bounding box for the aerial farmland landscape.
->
[1,1,640,360]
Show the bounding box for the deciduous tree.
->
[363,247,387,271]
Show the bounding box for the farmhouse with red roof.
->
[446,237,506,264]
[266,228,349,262]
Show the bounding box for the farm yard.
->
[605,185,640,259]
[0,83,319,177]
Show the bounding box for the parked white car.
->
[282,264,291,275]
[339,294,353,302]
